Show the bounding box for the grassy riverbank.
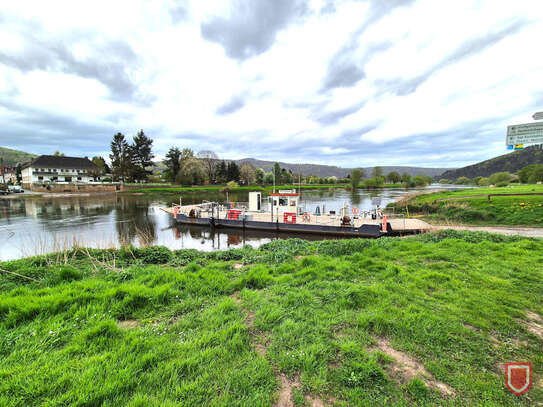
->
[389,185,543,226]
[122,183,404,195]
[1,232,542,406]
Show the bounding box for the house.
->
[0,165,17,183]
[21,155,100,187]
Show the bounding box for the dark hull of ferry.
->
[174,214,389,238]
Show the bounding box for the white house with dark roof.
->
[21,155,99,185]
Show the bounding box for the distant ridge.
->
[440,145,543,180]
[237,158,452,178]
[0,147,36,166]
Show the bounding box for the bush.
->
[134,246,172,264]
[477,177,490,186]
[488,171,511,186]
[455,176,470,185]
[439,179,451,184]
[225,181,239,190]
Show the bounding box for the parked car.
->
[0,185,9,195]
[8,185,24,193]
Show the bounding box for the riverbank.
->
[1,232,541,406]
[120,183,404,195]
[389,185,543,227]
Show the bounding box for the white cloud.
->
[1,0,542,168]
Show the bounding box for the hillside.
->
[0,147,36,166]
[440,145,543,180]
[238,158,451,178]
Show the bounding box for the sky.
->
[1,0,542,169]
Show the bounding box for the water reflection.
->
[0,185,473,260]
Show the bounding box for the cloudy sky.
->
[1,0,542,168]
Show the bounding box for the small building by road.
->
[0,165,17,183]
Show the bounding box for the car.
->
[8,185,24,193]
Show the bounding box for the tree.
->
[455,176,470,185]
[281,168,292,184]
[92,156,109,174]
[518,164,543,183]
[350,169,362,189]
[215,160,228,184]
[16,163,22,183]
[197,150,219,184]
[273,162,281,184]
[110,133,133,182]
[528,166,543,183]
[239,163,256,185]
[255,168,265,185]
[372,166,383,178]
[386,171,401,184]
[53,151,65,157]
[439,179,451,184]
[165,147,182,183]
[401,172,411,184]
[264,173,274,184]
[180,148,194,163]
[227,161,240,182]
[488,172,511,186]
[412,175,428,186]
[176,158,205,185]
[131,130,154,182]
[478,177,490,186]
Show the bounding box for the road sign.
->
[533,112,543,120]
[506,122,543,146]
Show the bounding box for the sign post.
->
[506,122,543,147]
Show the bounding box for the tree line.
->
[349,166,433,189]
[439,164,543,187]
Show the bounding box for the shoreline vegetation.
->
[389,184,543,227]
[1,232,542,406]
[120,183,405,195]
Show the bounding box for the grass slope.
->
[1,232,542,406]
[390,185,543,226]
[0,147,36,166]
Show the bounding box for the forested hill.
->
[0,147,36,166]
[237,158,451,178]
[440,146,543,179]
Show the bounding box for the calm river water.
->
[0,186,470,260]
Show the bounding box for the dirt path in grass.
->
[230,291,328,407]
[430,225,543,238]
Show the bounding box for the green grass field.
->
[390,185,543,226]
[1,232,542,406]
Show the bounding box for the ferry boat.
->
[163,189,430,238]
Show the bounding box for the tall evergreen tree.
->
[215,160,228,183]
[227,161,240,182]
[165,147,182,183]
[273,162,281,184]
[110,133,132,182]
[131,130,154,182]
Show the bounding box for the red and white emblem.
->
[505,362,532,395]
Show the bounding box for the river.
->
[0,185,470,260]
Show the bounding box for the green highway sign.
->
[506,122,543,146]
